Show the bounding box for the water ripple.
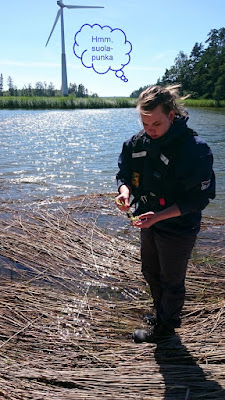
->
[0,107,224,218]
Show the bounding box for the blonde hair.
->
[137,84,187,117]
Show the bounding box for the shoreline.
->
[1,192,224,250]
[0,96,225,110]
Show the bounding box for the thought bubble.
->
[73,24,132,82]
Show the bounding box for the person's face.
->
[141,105,175,139]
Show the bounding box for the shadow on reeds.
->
[154,334,225,400]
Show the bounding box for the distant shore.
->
[0,96,136,110]
[0,96,225,110]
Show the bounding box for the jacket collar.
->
[143,116,189,159]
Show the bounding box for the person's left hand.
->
[132,211,157,228]
[132,204,181,228]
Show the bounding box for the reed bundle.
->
[0,194,224,399]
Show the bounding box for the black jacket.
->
[116,117,215,235]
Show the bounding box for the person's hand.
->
[132,204,181,228]
[132,211,157,228]
[115,185,130,212]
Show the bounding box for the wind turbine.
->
[46,1,104,96]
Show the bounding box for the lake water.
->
[0,107,224,219]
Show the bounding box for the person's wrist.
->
[152,212,161,223]
[119,185,130,196]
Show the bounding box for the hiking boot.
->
[132,328,153,343]
[143,306,158,326]
[143,313,157,326]
[132,324,175,343]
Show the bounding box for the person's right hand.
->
[115,185,130,212]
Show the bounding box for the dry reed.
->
[0,193,224,399]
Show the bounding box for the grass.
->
[182,98,225,108]
[0,96,137,110]
[1,95,225,110]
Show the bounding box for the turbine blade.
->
[64,5,104,9]
[45,9,62,47]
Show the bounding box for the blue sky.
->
[0,0,225,97]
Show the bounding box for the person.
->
[115,85,215,343]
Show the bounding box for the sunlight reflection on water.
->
[0,107,224,218]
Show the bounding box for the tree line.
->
[0,76,98,98]
[130,28,225,100]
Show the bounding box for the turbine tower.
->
[46,1,104,96]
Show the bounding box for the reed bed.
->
[0,194,224,399]
[0,96,137,110]
[183,99,225,108]
[1,96,225,110]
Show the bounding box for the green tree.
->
[160,66,178,85]
[27,83,33,97]
[34,81,45,96]
[77,83,86,97]
[213,62,225,100]
[68,83,77,96]
[7,76,15,96]
[130,85,149,98]
[189,42,204,67]
[21,85,27,96]
[0,74,3,96]
[188,43,204,96]
[156,27,225,100]
[195,28,225,98]
[47,82,55,97]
